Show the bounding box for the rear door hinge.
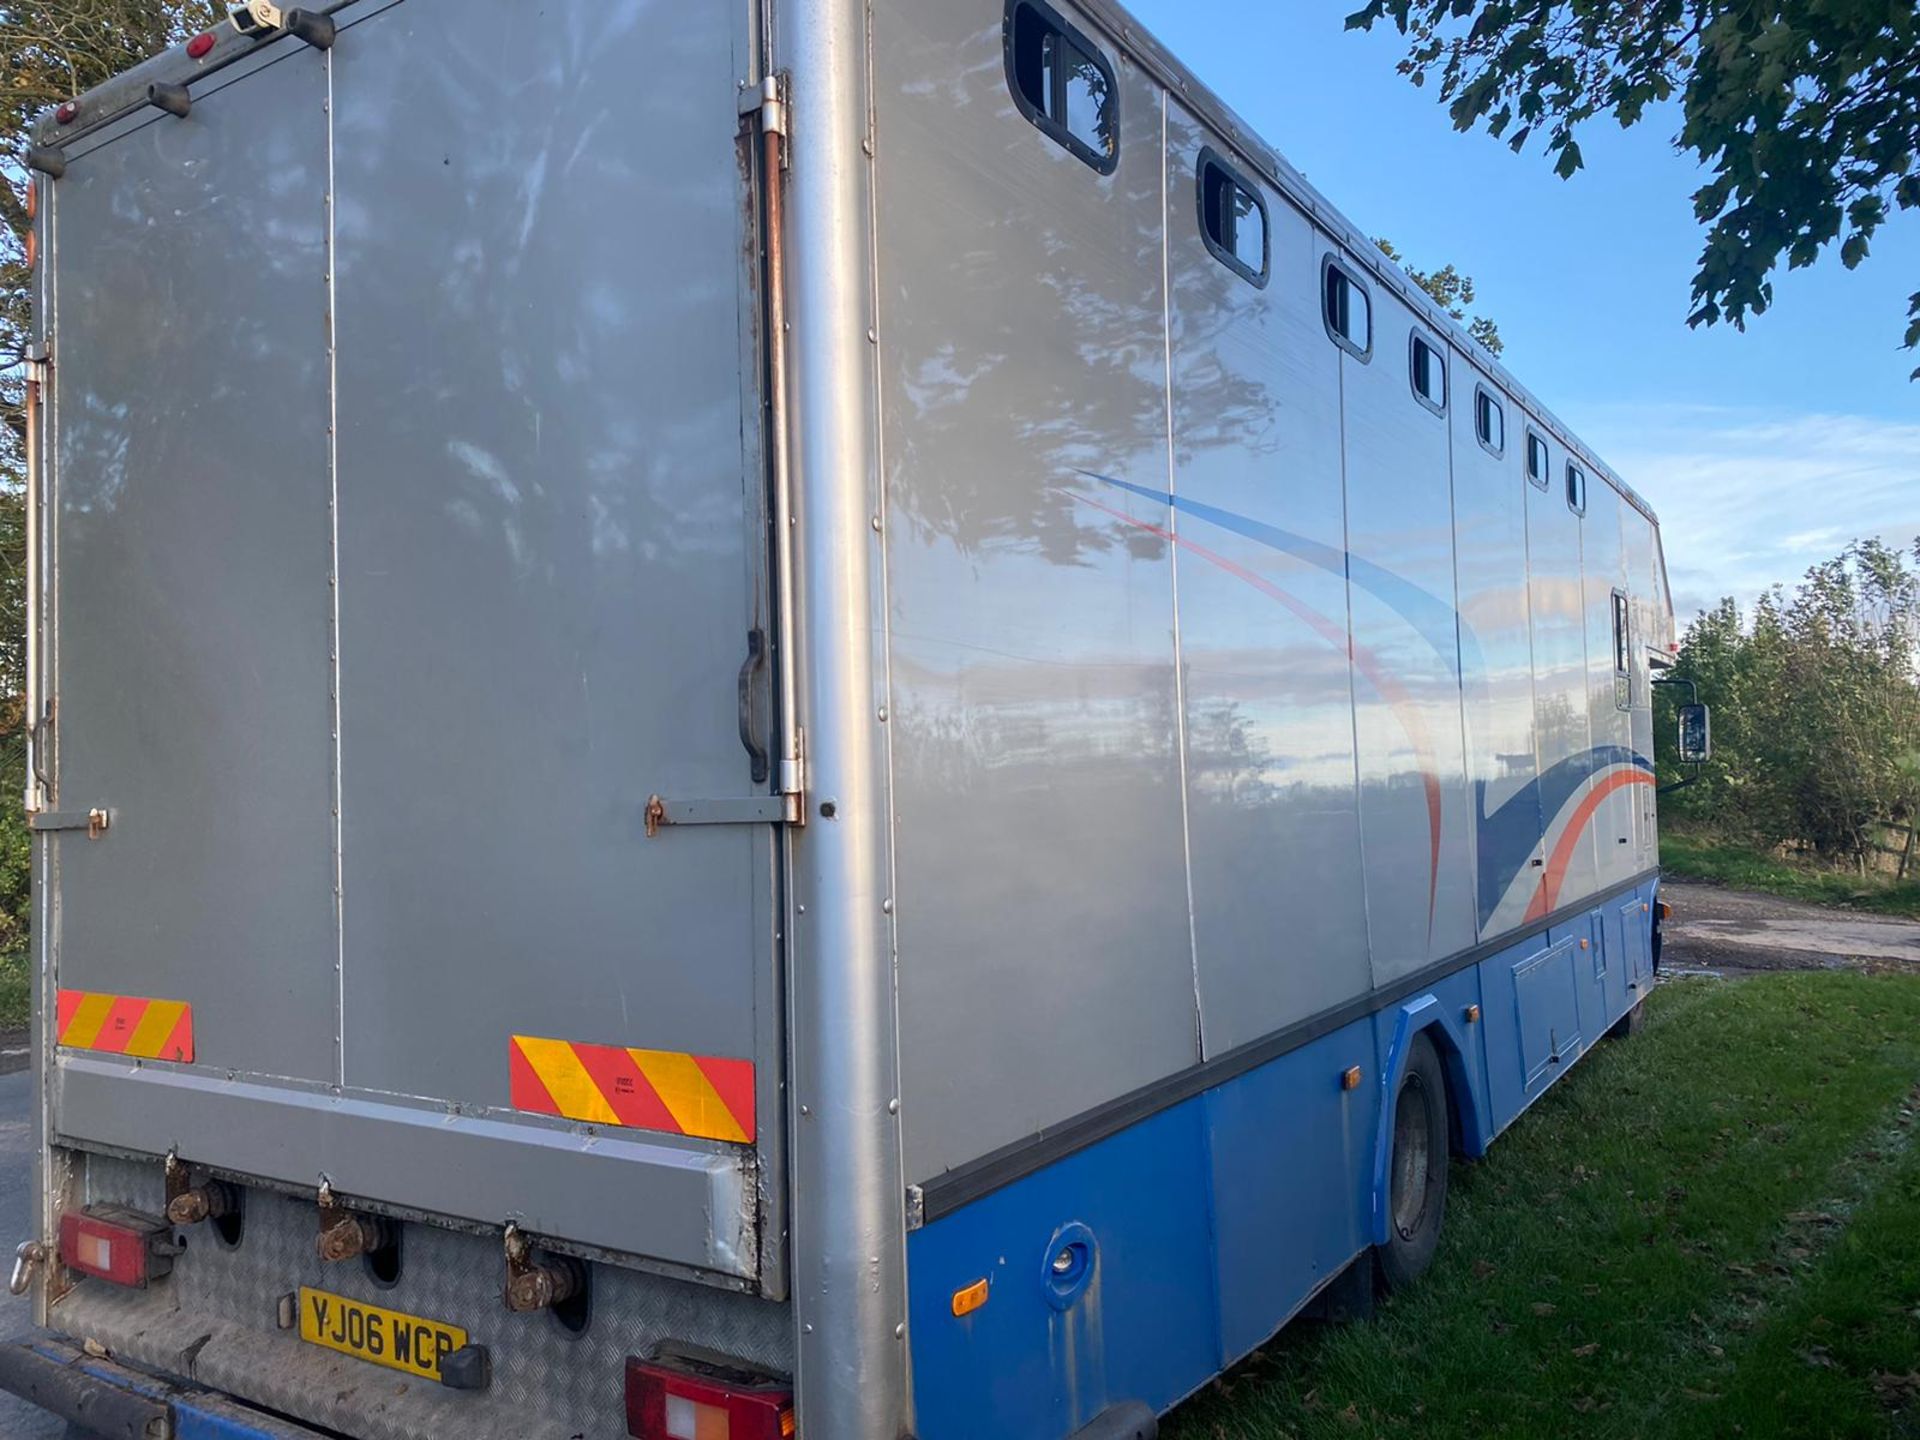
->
[644,793,798,838]
[738,72,790,141]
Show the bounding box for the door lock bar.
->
[29,808,110,839]
[645,794,797,838]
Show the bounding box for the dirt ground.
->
[1661,877,1920,976]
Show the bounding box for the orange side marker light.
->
[951,1278,989,1318]
[1340,1065,1363,1092]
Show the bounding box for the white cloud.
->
[1561,403,1920,622]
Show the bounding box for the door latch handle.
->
[737,628,770,786]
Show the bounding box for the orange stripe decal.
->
[1531,769,1657,916]
[55,990,195,1063]
[510,1035,756,1143]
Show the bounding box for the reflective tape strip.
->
[509,1036,755,1144]
[55,989,195,1062]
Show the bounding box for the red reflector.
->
[627,1353,794,1440]
[55,102,78,125]
[58,1207,174,1289]
[187,31,217,59]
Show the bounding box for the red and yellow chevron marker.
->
[509,1036,755,1144]
[55,989,194,1063]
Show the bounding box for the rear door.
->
[44,0,782,1286]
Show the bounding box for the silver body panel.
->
[870,0,1667,1186]
[1163,99,1371,1056]
[875,1,1201,1184]
[1451,350,1543,934]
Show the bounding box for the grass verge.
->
[1165,971,1920,1440]
[1661,831,1920,920]
[0,949,27,1029]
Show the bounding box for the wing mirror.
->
[1676,703,1712,764]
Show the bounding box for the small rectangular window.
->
[1612,591,1631,675]
[1567,462,1587,515]
[1409,334,1445,414]
[1323,258,1371,359]
[1197,149,1269,287]
[1474,387,1505,456]
[1526,431,1550,489]
[1006,0,1118,174]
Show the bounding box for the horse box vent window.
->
[1567,462,1588,515]
[1410,334,1446,413]
[1197,149,1269,286]
[1323,258,1371,359]
[1527,430,1550,489]
[1475,387,1505,456]
[1006,0,1118,174]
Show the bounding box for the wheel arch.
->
[1367,995,1493,1247]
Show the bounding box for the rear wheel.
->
[1376,1032,1449,1293]
[1609,996,1649,1038]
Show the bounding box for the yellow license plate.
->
[297,1286,468,1383]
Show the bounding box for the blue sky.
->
[1128,0,1920,622]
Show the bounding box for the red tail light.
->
[58,1207,175,1289]
[626,1350,794,1440]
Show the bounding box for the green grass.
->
[0,948,26,1029]
[1661,832,1920,920]
[1165,972,1920,1440]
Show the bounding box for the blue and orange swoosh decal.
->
[1478,746,1654,928]
[1078,471,1482,684]
[1067,474,1447,936]
[1066,470,1649,942]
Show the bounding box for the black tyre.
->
[1608,996,1649,1039]
[1376,1032,1449,1293]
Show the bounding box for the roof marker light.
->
[55,102,78,125]
[187,31,218,59]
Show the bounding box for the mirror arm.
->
[1658,767,1702,798]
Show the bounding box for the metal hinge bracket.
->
[738,72,790,139]
[645,794,797,838]
[30,808,110,839]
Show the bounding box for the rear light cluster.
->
[627,1350,794,1440]
[58,1207,177,1289]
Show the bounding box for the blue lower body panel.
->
[907,876,1659,1438]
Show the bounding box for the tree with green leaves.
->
[1663,538,1920,871]
[1347,0,1920,377]
[1375,237,1505,355]
[1,2,221,952]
